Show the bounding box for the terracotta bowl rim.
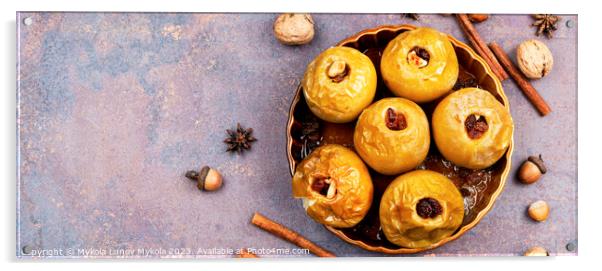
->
[285,24,514,254]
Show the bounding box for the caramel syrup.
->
[290,46,502,249]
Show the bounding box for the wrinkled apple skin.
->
[381,27,459,103]
[354,97,430,175]
[379,170,464,248]
[292,144,373,228]
[303,47,377,123]
[432,88,513,169]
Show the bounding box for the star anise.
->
[224,123,256,154]
[532,14,560,39]
[402,13,420,21]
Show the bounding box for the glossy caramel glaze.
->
[288,26,510,251]
[290,47,503,249]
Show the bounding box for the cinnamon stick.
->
[251,212,335,257]
[489,42,552,116]
[456,14,509,81]
[237,248,258,258]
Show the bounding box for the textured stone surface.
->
[16,13,577,257]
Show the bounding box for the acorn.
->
[185,166,223,191]
[518,154,547,184]
[524,246,549,256]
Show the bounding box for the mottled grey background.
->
[16,13,577,257]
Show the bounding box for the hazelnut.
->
[310,175,337,199]
[468,14,489,23]
[524,246,549,256]
[518,154,547,184]
[407,47,430,68]
[325,180,337,199]
[516,39,554,79]
[327,60,349,82]
[185,166,223,191]
[273,13,315,45]
[528,200,550,222]
[237,248,258,258]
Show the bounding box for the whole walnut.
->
[273,13,315,45]
[516,39,554,79]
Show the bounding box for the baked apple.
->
[379,170,464,248]
[432,87,513,169]
[380,27,459,103]
[302,46,377,123]
[353,97,430,175]
[292,144,373,228]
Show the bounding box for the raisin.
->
[465,114,488,139]
[385,108,408,131]
[416,198,443,218]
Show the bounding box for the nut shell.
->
[432,88,513,169]
[354,97,430,175]
[468,14,489,23]
[516,39,554,79]
[302,46,377,123]
[528,200,550,222]
[292,144,373,228]
[379,170,464,248]
[380,27,459,102]
[518,161,542,184]
[273,13,315,45]
[203,168,223,191]
[524,246,549,256]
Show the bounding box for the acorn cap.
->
[528,155,547,174]
[197,166,210,191]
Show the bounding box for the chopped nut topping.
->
[327,60,349,83]
[407,47,430,68]
[326,181,337,199]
